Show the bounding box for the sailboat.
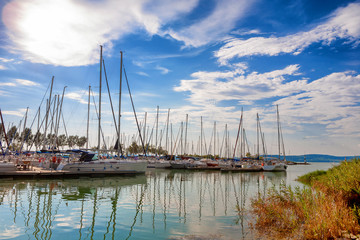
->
[263,105,287,172]
[57,46,147,174]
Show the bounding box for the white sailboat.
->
[263,105,287,172]
[57,46,147,174]
[56,155,147,173]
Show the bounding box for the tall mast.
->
[213,121,216,158]
[43,76,54,149]
[143,112,147,146]
[170,123,173,156]
[49,95,58,150]
[180,121,183,155]
[233,108,243,159]
[200,116,203,156]
[257,113,259,158]
[0,109,9,152]
[98,45,103,156]
[55,86,67,149]
[185,114,188,155]
[156,105,159,154]
[118,51,123,157]
[20,107,29,153]
[52,95,60,149]
[36,107,40,151]
[277,105,280,160]
[165,108,170,153]
[86,85,91,149]
[225,124,228,158]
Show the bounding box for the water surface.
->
[0,162,334,239]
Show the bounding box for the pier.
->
[0,167,144,179]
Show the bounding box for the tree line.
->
[0,124,170,155]
[0,124,87,151]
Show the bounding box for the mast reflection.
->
[0,169,287,239]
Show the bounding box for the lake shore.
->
[250,158,360,239]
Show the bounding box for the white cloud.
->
[174,65,360,138]
[15,79,40,86]
[137,71,150,77]
[231,29,261,35]
[65,91,89,104]
[0,57,14,63]
[2,0,199,67]
[275,71,360,136]
[155,65,170,74]
[2,109,28,117]
[0,57,15,70]
[166,0,256,47]
[174,64,303,105]
[215,2,360,64]
[0,82,16,87]
[0,78,39,87]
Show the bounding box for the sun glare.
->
[3,0,100,66]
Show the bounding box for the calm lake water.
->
[0,162,335,240]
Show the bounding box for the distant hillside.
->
[267,154,357,162]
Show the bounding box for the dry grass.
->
[251,159,360,239]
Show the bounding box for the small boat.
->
[262,160,287,172]
[0,161,17,172]
[170,160,190,169]
[221,162,262,172]
[57,152,148,174]
[154,160,171,169]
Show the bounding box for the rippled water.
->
[0,162,334,240]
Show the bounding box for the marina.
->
[1,0,359,238]
[0,162,334,240]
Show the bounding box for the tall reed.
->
[250,158,360,239]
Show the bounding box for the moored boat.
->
[262,159,287,172]
[0,161,17,172]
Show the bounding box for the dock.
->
[0,167,145,179]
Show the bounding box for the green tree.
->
[67,135,78,148]
[77,136,87,148]
[7,126,19,142]
[22,128,33,145]
[33,132,43,149]
[127,141,140,154]
[57,134,67,149]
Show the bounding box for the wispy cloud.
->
[0,78,39,87]
[64,91,89,104]
[137,71,150,77]
[2,0,199,67]
[15,79,40,86]
[2,108,28,117]
[166,0,256,47]
[0,57,15,70]
[231,29,261,35]
[0,57,14,63]
[215,2,360,64]
[0,82,16,87]
[155,65,170,74]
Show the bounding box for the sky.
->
[0,0,359,156]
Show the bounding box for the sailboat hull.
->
[57,160,148,174]
[263,163,287,172]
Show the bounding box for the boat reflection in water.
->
[0,170,286,239]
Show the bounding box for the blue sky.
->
[0,0,359,156]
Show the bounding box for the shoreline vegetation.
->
[250,159,360,239]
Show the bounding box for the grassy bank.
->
[250,159,360,239]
